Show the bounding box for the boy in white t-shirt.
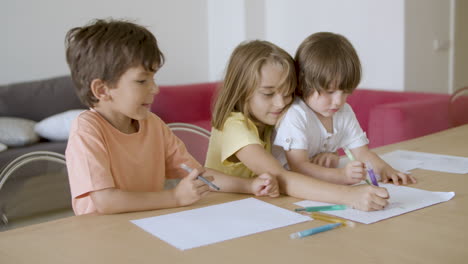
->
[273,32,417,186]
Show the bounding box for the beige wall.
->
[404,0,451,93]
[453,0,468,92]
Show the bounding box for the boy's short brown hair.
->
[295,32,361,99]
[65,18,164,107]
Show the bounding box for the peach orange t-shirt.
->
[65,110,200,215]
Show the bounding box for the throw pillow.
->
[0,142,7,152]
[35,109,85,141]
[0,117,40,147]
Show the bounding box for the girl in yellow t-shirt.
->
[205,40,390,211]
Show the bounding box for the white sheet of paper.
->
[131,198,310,250]
[295,184,454,224]
[339,149,468,174]
[380,150,468,174]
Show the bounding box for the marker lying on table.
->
[311,212,355,227]
[290,223,342,239]
[366,161,379,187]
[294,204,347,212]
[180,163,220,191]
[343,147,372,185]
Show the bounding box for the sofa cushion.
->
[35,109,85,141]
[0,143,6,153]
[0,76,85,122]
[0,117,40,147]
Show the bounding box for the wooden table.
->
[1,125,468,264]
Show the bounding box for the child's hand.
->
[380,166,417,185]
[251,173,280,197]
[348,184,389,211]
[342,161,366,184]
[310,152,339,168]
[174,168,211,206]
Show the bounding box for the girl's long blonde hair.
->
[212,40,296,130]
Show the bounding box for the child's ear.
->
[90,79,111,101]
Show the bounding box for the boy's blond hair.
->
[65,18,165,107]
[295,32,361,99]
[212,40,296,130]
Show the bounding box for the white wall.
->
[264,0,405,91]
[207,0,246,82]
[2,0,460,93]
[1,0,210,85]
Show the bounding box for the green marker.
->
[343,147,372,185]
[295,204,347,212]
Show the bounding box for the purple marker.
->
[366,162,379,186]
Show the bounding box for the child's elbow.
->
[90,189,120,214]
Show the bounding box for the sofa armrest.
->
[151,82,219,130]
[367,98,450,148]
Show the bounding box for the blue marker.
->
[290,223,342,239]
[294,204,347,212]
[366,162,379,187]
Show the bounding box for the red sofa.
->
[347,89,451,148]
[151,83,453,149]
[151,82,218,130]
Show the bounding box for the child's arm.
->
[285,149,365,185]
[351,146,417,185]
[310,152,340,168]
[236,144,389,211]
[202,169,279,197]
[89,168,210,214]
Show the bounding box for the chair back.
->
[164,123,211,189]
[449,86,468,127]
[168,123,211,165]
[0,151,73,231]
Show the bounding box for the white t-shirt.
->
[272,98,369,167]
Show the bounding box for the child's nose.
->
[274,94,286,108]
[151,83,160,95]
[333,94,345,106]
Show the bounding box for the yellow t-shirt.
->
[205,112,272,178]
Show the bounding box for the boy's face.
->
[105,65,159,122]
[304,85,349,119]
[248,62,293,126]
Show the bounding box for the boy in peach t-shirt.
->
[65,19,279,215]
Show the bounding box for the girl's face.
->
[248,62,293,127]
[304,85,349,119]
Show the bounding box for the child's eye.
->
[136,80,146,84]
[262,93,274,97]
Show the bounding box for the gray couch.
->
[0,76,86,229]
[0,76,85,170]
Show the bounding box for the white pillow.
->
[0,117,40,147]
[35,109,85,141]
[0,142,7,152]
